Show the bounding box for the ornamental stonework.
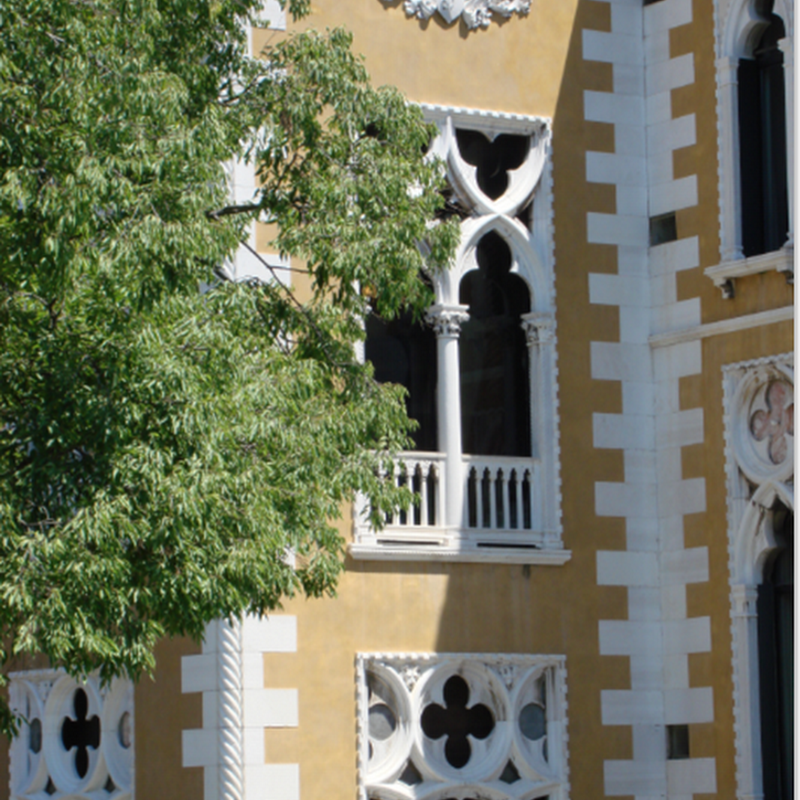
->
[389,0,531,29]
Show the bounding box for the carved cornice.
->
[397,0,530,29]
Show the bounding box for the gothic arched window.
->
[738,6,789,256]
[459,231,531,457]
[757,506,793,800]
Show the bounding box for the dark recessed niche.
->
[499,760,521,783]
[666,724,690,760]
[644,0,667,4]
[398,760,423,785]
[649,211,678,246]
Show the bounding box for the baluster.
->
[489,468,498,529]
[419,463,429,527]
[476,466,485,528]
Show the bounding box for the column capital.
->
[521,312,555,345]
[731,584,759,618]
[425,304,470,337]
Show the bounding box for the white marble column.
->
[521,312,556,540]
[717,55,745,263]
[730,584,765,800]
[425,303,470,530]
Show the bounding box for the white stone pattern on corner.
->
[585,1,716,797]
[356,653,569,800]
[392,0,530,29]
[182,615,299,800]
[350,103,565,565]
[9,669,134,800]
[722,354,793,800]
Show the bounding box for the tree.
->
[0,0,458,732]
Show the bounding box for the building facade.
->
[3,1,794,799]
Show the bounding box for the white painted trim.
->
[348,542,571,564]
[649,304,794,347]
[704,246,794,297]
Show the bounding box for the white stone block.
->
[243,652,265,690]
[583,30,643,65]
[614,63,646,96]
[655,444,683,484]
[203,691,219,729]
[244,726,265,765]
[587,152,646,186]
[624,449,657,485]
[643,0,693,35]
[594,412,655,450]
[648,176,699,216]
[653,340,702,378]
[654,378,681,414]
[633,724,667,760]
[651,271,678,305]
[617,245,650,275]
[620,305,652,343]
[588,213,649,246]
[589,273,650,306]
[628,587,662,620]
[585,90,645,125]
[644,31,671,65]
[646,53,695,96]
[182,729,218,768]
[246,764,300,800]
[602,689,663,725]
[614,123,647,156]
[652,298,701,333]
[242,614,297,653]
[646,90,673,126]
[204,765,220,800]
[662,547,709,585]
[596,481,658,518]
[591,342,652,381]
[658,477,707,517]
[659,514,687,552]
[649,235,700,274]
[605,759,667,796]
[261,0,287,30]
[663,617,711,654]
[622,381,655,415]
[610,3,643,36]
[616,184,649,215]
[666,758,717,794]
[655,408,704,448]
[625,516,660,552]
[664,687,714,724]
[630,654,664,688]
[182,654,217,694]
[647,114,696,154]
[599,620,663,656]
[597,551,659,586]
[243,688,299,728]
[663,654,690,688]
[661,584,688,620]
[648,149,675,185]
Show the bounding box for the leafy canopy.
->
[0,0,457,732]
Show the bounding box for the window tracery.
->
[357,653,569,800]
[353,106,563,564]
[9,670,134,800]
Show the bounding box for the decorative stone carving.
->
[729,359,794,486]
[425,304,470,337]
[356,653,569,800]
[398,0,531,29]
[521,312,555,346]
[9,670,134,800]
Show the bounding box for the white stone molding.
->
[182,615,300,800]
[712,0,794,288]
[393,0,530,30]
[704,245,794,297]
[722,352,794,800]
[9,669,134,800]
[351,104,562,564]
[356,653,569,800]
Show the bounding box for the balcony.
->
[350,452,569,564]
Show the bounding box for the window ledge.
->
[704,245,794,298]
[349,539,571,565]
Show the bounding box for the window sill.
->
[704,245,794,298]
[349,538,571,565]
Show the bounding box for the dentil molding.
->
[393,0,530,29]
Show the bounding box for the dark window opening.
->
[455,129,529,200]
[757,507,793,800]
[61,688,101,779]
[649,212,678,246]
[365,287,437,452]
[459,231,531,457]
[738,8,788,257]
[666,724,690,759]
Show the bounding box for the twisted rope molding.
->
[218,619,245,800]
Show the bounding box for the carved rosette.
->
[425,304,470,337]
[730,361,794,487]
[398,0,531,28]
[521,312,555,346]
